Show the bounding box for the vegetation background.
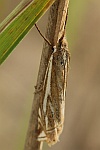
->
[0,0,100,150]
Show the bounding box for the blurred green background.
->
[0,0,100,150]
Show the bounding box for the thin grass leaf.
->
[0,0,55,65]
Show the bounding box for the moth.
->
[37,35,70,146]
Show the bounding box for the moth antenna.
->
[35,24,52,47]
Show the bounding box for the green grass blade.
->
[0,0,55,65]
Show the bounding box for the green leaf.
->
[0,0,55,65]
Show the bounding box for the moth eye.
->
[60,60,64,66]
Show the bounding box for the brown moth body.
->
[38,36,70,146]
